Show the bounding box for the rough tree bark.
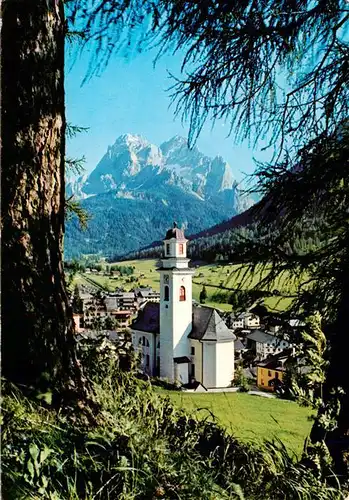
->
[310,257,349,483]
[1,0,86,400]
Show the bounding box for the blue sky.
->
[65,44,269,184]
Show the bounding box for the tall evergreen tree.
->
[199,285,207,304]
[1,0,87,400]
[72,285,83,314]
[235,126,349,480]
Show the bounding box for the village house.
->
[234,338,247,360]
[73,313,84,333]
[246,330,290,360]
[105,292,136,311]
[78,284,161,331]
[82,294,108,327]
[133,287,160,305]
[111,310,133,328]
[230,311,260,330]
[82,293,133,328]
[131,223,236,388]
[256,350,290,391]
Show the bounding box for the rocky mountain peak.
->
[68,133,250,206]
[65,133,254,258]
[117,133,149,148]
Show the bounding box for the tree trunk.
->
[1,0,85,399]
[310,260,349,484]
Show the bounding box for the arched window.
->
[179,243,184,255]
[179,286,186,302]
[164,285,169,302]
[142,336,149,347]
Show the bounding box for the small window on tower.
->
[166,243,170,255]
[179,286,186,302]
[164,285,169,302]
[179,243,184,255]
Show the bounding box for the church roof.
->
[165,222,186,241]
[189,308,236,343]
[131,302,235,343]
[246,330,276,344]
[234,338,246,352]
[131,302,160,334]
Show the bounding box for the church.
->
[131,223,236,388]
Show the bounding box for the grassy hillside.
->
[77,259,295,312]
[158,390,313,457]
[3,370,337,500]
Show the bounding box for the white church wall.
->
[131,329,156,376]
[171,272,192,359]
[202,342,216,388]
[158,227,194,384]
[177,364,189,385]
[159,273,175,380]
[165,238,188,260]
[215,341,235,387]
[190,339,203,383]
[159,310,174,380]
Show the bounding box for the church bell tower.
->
[157,222,195,383]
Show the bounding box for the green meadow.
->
[76,258,296,312]
[158,390,313,457]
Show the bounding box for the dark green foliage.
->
[64,186,237,259]
[110,264,134,275]
[233,365,250,392]
[103,315,118,330]
[72,284,83,313]
[199,285,207,304]
[232,125,349,473]
[71,0,347,153]
[67,0,349,483]
[2,369,343,500]
[65,125,91,231]
[229,290,251,312]
[120,221,327,263]
[64,259,86,273]
[65,195,91,231]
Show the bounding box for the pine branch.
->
[65,155,86,175]
[65,196,91,230]
[66,123,89,140]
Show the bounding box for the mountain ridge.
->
[64,134,252,259]
[67,133,242,203]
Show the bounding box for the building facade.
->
[131,223,236,388]
[246,330,290,359]
[158,223,195,384]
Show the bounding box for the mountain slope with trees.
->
[64,134,252,258]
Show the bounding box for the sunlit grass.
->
[158,390,313,457]
[76,258,297,312]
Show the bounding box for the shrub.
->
[233,365,250,392]
[1,337,344,500]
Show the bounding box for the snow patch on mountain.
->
[66,133,253,213]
